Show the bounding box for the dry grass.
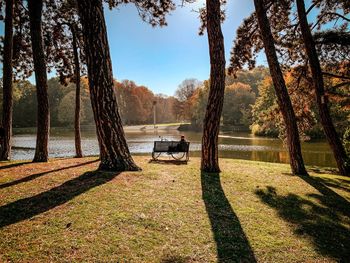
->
[0,156,349,262]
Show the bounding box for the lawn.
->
[0,156,349,262]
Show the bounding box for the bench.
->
[152,140,190,161]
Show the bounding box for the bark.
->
[0,0,14,161]
[71,25,83,158]
[296,0,349,176]
[201,0,226,173]
[254,0,307,175]
[28,0,50,162]
[76,0,140,171]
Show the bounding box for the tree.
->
[114,80,150,125]
[251,72,316,140]
[71,23,83,157]
[113,79,178,125]
[226,66,269,95]
[12,81,37,128]
[77,0,175,170]
[58,91,78,124]
[191,82,209,129]
[134,85,154,123]
[76,0,141,171]
[48,0,86,157]
[10,0,87,158]
[228,0,349,173]
[28,0,50,162]
[2,0,85,160]
[201,0,226,173]
[253,0,307,175]
[175,79,201,102]
[296,0,349,176]
[0,0,14,160]
[152,95,172,124]
[250,77,279,137]
[126,93,145,125]
[174,78,201,121]
[222,83,256,126]
[155,95,177,123]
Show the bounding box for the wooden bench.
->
[152,140,190,161]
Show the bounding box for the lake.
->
[11,127,336,168]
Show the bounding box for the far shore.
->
[12,123,187,134]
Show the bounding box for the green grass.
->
[0,157,349,262]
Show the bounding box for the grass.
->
[0,156,349,262]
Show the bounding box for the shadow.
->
[310,176,350,194]
[298,175,350,218]
[255,186,350,261]
[201,172,256,262]
[148,159,188,165]
[0,160,99,190]
[0,169,121,228]
[308,167,339,175]
[0,161,30,171]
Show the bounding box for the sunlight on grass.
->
[0,157,349,262]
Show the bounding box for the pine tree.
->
[201,0,226,172]
[0,0,14,160]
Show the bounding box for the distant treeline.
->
[176,66,349,140]
[0,77,179,128]
[1,66,348,141]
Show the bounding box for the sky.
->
[104,0,262,95]
[0,0,264,96]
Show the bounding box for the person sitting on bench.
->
[177,135,187,152]
[167,135,187,152]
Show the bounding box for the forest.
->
[0,77,179,127]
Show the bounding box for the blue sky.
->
[0,1,264,96]
[103,0,261,95]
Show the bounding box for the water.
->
[11,128,336,168]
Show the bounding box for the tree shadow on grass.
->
[0,160,99,190]
[201,172,256,263]
[308,176,350,194]
[308,167,338,175]
[0,169,121,228]
[148,159,188,165]
[255,183,350,261]
[160,255,191,263]
[0,161,30,171]
[298,175,350,218]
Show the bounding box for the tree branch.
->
[324,12,350,23]
[323,72,350,80]
[330,81,350,91]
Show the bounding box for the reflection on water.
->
[11,129,336,168]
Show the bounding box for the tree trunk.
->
[0,0,14,161]
[254,0,307,175]
[201,0,226,173]
[296,0,349,177]
[28,0,50,162]
[76,0,140,171]
[71,25,83,158]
